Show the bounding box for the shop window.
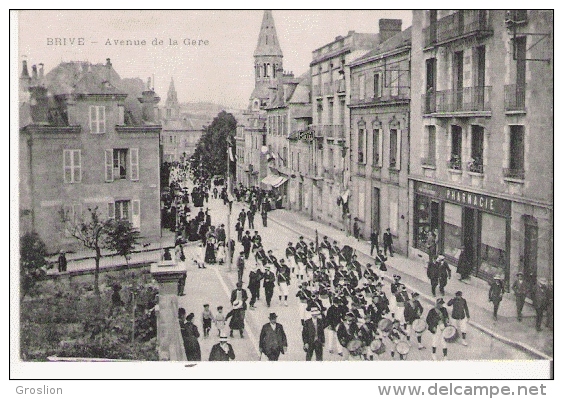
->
[414,195,431,251]
[449,126,462,170]
[443,203,462,258]
[479,213,507,277]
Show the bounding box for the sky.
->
[17,10,412,110]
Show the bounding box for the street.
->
[178,195,536,362]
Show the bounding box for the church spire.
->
[254,10,283,57]
[166,77,178,107]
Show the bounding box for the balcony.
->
[312,84,322,97]
[503,168,525,180]
[424,86,491,115]
[447,156,462,171]
[434,10,492,47]
[350,87,410,107]
[505,84,526,112]
[467,161,484,174]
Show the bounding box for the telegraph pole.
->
[226,141,232,272]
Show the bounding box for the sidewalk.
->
[268,208,553,360]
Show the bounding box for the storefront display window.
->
[414,195,431,251]
[443,202,462,259]
[479,213,507,277]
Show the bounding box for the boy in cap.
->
[209,332,236,361]
[202,304,215,338]
[426,298,450,360]
[447,291,469,346]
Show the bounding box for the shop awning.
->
[261,175,287,188]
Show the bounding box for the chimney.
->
[21,60,30,78]
[38,63,44,79]
[29,85,49,124]
[138,79,160,124]
[32,65,38,80]
[104,58,112,85]
[379,19,402,43]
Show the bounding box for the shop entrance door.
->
[463,208,477,274]
[430,201,440,251]
[372,187,380,235]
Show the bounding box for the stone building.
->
[409,10,553,285]
[310,25,399,231]
[19,58,162,252]
[348,23,411,252]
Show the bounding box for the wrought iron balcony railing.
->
[504,84,526,111]
[503,168,525,180]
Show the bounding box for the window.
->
[390,70,399,97]
[389,129,398,168]
[358,127,366,164]
[426,125,436,166]
[450,126,462,169]
[108,200,130,221]
[359,75,366,100]
[480,213,507,277]
[509,125,525,172]
[372,128,381,166]
[63,149,82,183]
[89,106,106,133]
[105,148,138,181]
[374,73,382,98]
[63,203,83,237]
[470,125,484,173]
[118,105,125,125]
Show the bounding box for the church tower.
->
[165,77,180,120]
[250,10,283,111]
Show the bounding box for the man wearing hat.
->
[325,299,345,355]
[241,231,252,259]
[236,251,246,283]
[262,264,277,307]
[248,263,263,309]
[302,306,325,361]
[296,236,307,253]
[488,275,505,321]
[383,227,394,257]
[404,292,425,349]
[57,250,67,273]
[426,298,450,360]
[447,291,470,346]
[286,242,297,275]
[277,259,291,306]
[259,313,288,361]
[436,255,452,296]
[511,272,529,322]
[209,332,235,361]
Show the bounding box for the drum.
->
[443,325,459,343]
[370,339,386,355]
[395,341,410,356]
[413,319,427,334]
[347,339,363,357]
[378,318,393,333]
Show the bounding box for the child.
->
[215,306,226,337]
[202,304,214,338]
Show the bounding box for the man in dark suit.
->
[259,313,288,361]
[247,208,255,229]
[238,209,246,229]
[383,228,394,257]
[241,231,252,259]
[302,306,325,361]
[511,272,529,322]
[370,230,379,256]
[262,265,276,307]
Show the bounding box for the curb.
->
[269,213,553,361]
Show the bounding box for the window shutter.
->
[132,200,141,229]
[396,130,402,170]
[378,130,383,167]
[73,150,82,183]
[130,148,139,181]
[63,150,72,183]
[89,106,95,132]
[99,106,106,133]
[107,202,115,219]
[105,149,114,182]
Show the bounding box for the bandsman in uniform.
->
[426,298,450,360]
[285,242,297,275]
[404,292,425,349]
[447,291,470,346]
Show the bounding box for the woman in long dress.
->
[225,301,245,338]
[179,309,201,361]
[205,235,217,264]
[216,242,226,264]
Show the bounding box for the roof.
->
[350,27,412,67]
[287,71,311,104]
[44,61,124,96]
[254,10,283,57]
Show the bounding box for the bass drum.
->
[412,319,427,334]
[347,339,363,357]
[443,326,459,343]
[395,341,410,356]
[378,318,393,333]
[370,339,386,355]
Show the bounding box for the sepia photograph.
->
[11,8,553,381]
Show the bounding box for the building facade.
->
[310,27,399,231]
[19,59,162,253]
[348,23,411,253]
[409,10,553,285]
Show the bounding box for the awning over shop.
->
[261,175,287,188]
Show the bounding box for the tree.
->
[20,232,49,300]
[189,111,237,182]
[105,219,141,267]
[60,206,111,300]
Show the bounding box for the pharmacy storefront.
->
[412,181,511,282]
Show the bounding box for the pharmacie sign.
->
[415,182,511,217]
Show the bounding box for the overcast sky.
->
[17,10,412,109]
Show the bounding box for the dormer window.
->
[89,105,106,133]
